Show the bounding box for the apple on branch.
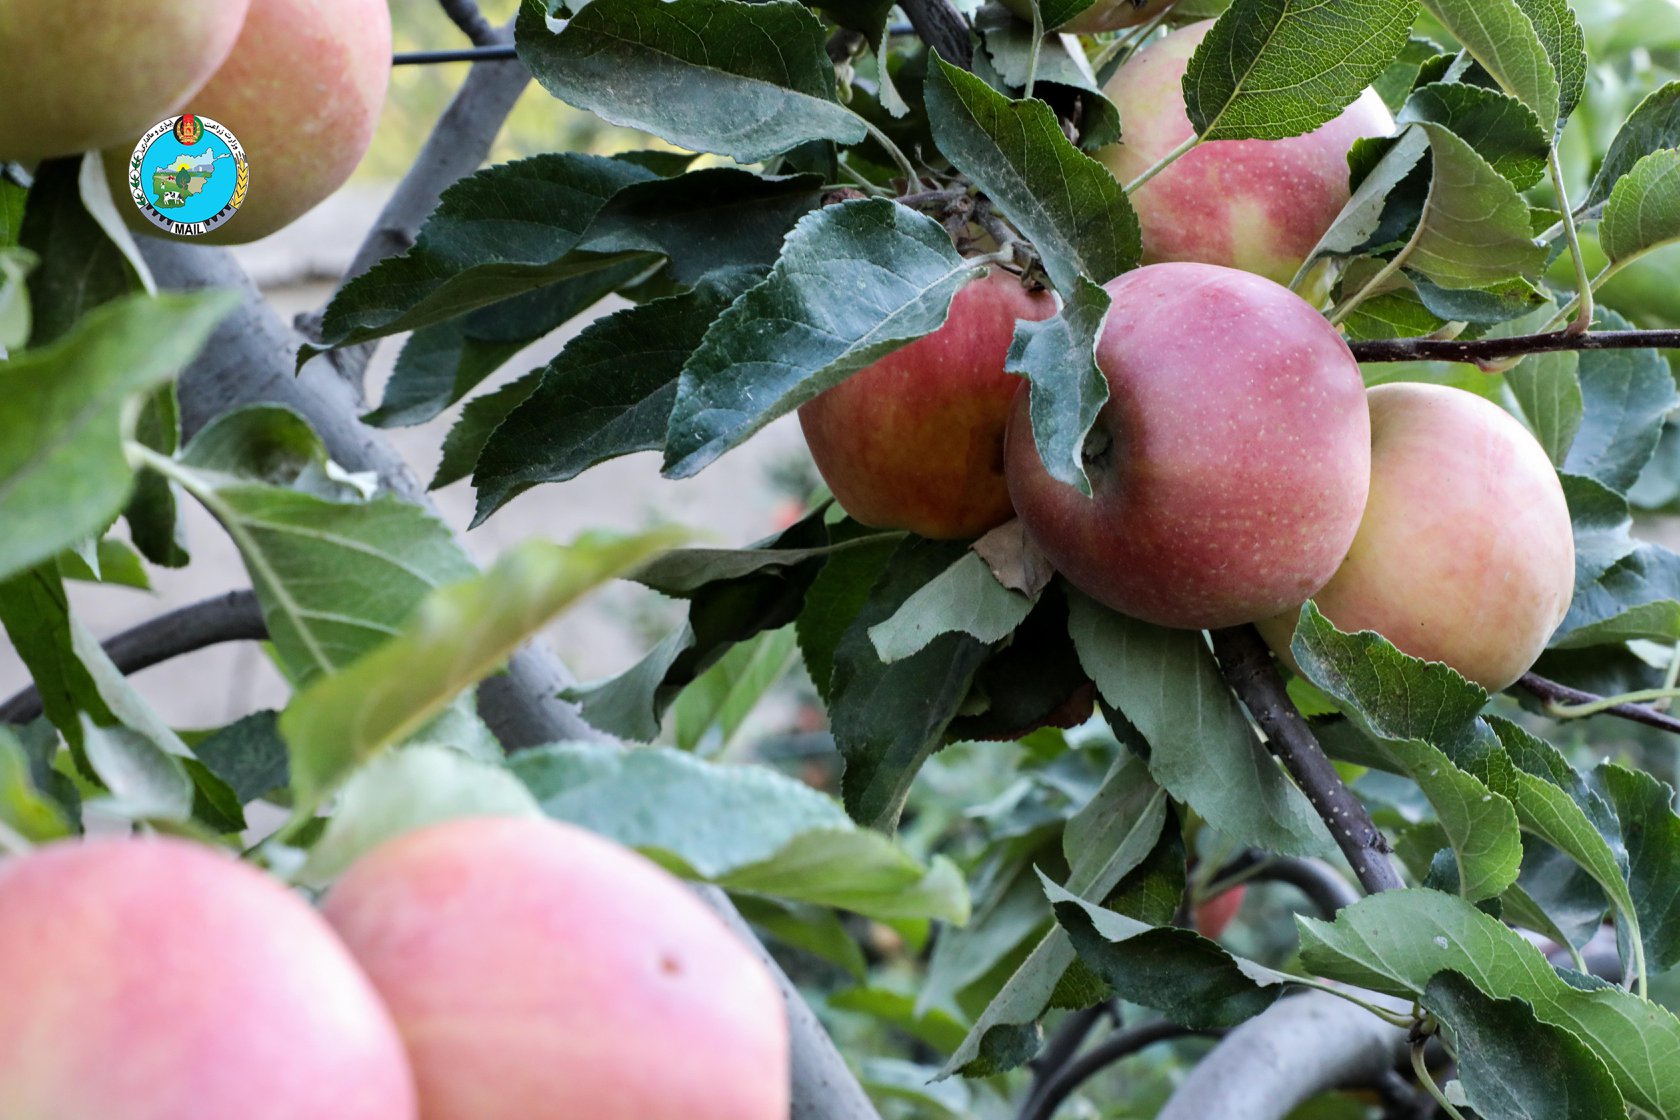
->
[1100,20,1395,288]
[799,268,1056,540]
[1005,262,1371,630]
[1259,382,1576,692]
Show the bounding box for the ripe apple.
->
[0,837,416,1120]
[998,0,1179,34]
[1004,262,1370,630]
[798,269,1056,539]
[106,0,391,244]
[1100,21,1395,288]
[1194,885,1247,939]
[322,816,789,1120]
[0,0,250,164]
[1258,382,1576,692]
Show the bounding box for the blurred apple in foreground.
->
[323,816,789,1120]
[0,0,249,163]
[1005,262,1370,629]
[0,837,416,1120]
[1260,382,1575,692]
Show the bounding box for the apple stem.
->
[1411,1036,1469,1120]
[1548,149,1596,337]
[1024,1,1044,100]
[856,116,925,193]
[1122,134,1199,194]
[1543,685,1680,721]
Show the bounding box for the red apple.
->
[1100,21,1395,288]
[798,268,1056,539]
[1259,383,1576,692]
[1004,262,1370,630]
[998,0,1180,34]
[107,0,391,244]
[322,816,789,1120]
[0,0,250,164]
[0,837,416,1120]
[1194,885,1247,939]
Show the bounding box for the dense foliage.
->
[9,0,1680,1116]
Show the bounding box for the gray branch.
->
[1158,993,1410,1120]
[0,591,266,725]
[438,0,501,47]
[140,31,882,1118]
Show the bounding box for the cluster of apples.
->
[0,0,391,243]
[803,19,1576,693]
[0,817,790,1119]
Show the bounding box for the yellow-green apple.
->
[798,269,1056,539]
[1004,262,1370,630]
[1101,21,1394,287]
[0,0,250,163]
[107,0,391,243]
[1258,382,1575,691]
[0,837,416,1120]
[322,816,789,1120]
[999,0,1179,34]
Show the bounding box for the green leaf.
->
[1048,876,1279,1029]
[868,551,1034,664]
[797,531,899,703]
[0,291,234,584]
[512,743,969,923]
[974,5,1122,149]
[662,198,983,479]
[1386,737,1522,902]
[1373,36,1448,113]
[1508,349,1583,466]
[1421,971,1624,1120]
[299,746,542,885]
[1300,889,1680,1118]
[0,566,109,750]
[1183,0,1417,141]
[0,246,34,353]
[1006,277,1112,497]
[1554,542,1680,648]
[1399,83,1548,189]
[430,371,541,491]
[1600,149,1680,265]
[579,168,825,286]
[515,0,867,163]
[831,538,993,828]
[1293,128,1430,287]
[0,726,71,842]
[280,531,680,803]
[1586,81,1680,212]
[569,512,840,740]
[941,752,1168,1078]
[365,262,645,429]
[1486,719,1643,968]
[922,56,1140,296]
[471,268,763,523]
[1511,0,1586,131]
[124,385,188,568]
[16,157,145,347]
[1341,289,1448,341]
[736,896,867,981]
[79,719,192,824]
[1562,312,1677,495]
[670,626,799,752]
[1600,764,1680,971]
[1405,122,1548,289]
[1068,590,1330,858]
[60,538,151,591]
[317,153,660,348]
[1418,0,1562,135]
[193,711,290,805]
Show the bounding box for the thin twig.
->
[438,0,501,46]
[0,591,267,725]
[1349,328,1680,364]
[1517,673,1680,736]
[1020,1023,1212,1120]
[1206,852,1359,918]
[395,44,519,65]
[1209,626,1404,895]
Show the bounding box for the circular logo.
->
[125,115,249,237]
